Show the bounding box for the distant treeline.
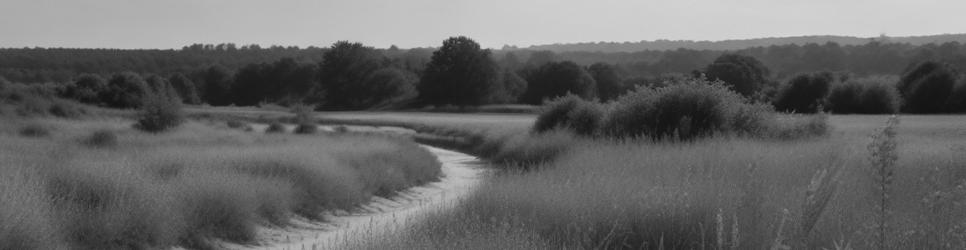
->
[1,37,965,113]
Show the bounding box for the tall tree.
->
[201,65,234,106]
[704,54,770,98]
[587,63,624,102]
[318,41,384,109]
[521,61,597,104]
[104,72,150,108]
[168,73,201,104]
[419,36,501,106]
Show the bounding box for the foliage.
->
[66,74,108,104]
[104,72,150,108]
[774,72,834,113]
[419,36,502,106]
[493,69,528,104]
[827,76,900,114]
[704,54,770,97]
[265,122,286,133]
[135,92,184,133]
[898,61,958,113]
[532,95,604,136]
[602,78,766,140]
[520,61,597,104]
[318,41,385,109]
[201,65,235,106]
[356,67,419,109]
[587,62,625,102]
[84,129,118,148]
[168,73,201,105]
[18,123,51,137]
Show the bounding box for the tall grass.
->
[0,119,441,249]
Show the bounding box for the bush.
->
[704,54,770,97]
[948,78,966,113]
[520,61,598,104]
[603,79,765,140]
[898,61,957,113]
[104,72,151,109]
[225,120,248,129]
[66,74,108,104]
[19,124,50,137]
[827,76,900,114]
[48,101,85,118]
[84,130,118,148]
[135,94,184,133]
[265,122,286,133]
[293,123,318,134]
[773,72,833,113]
[532,95,604,136]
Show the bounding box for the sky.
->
[0,0,964,49]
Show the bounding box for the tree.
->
[587,63,624,102]
[67,73,107,104]
[497,69,527,103]
[201,65,234,106]
[355,68,419,109]
[520,61,597,104]
[705,54,770,98]
[104,72,150,108]
[898,61,958,113]
[145,75,180,101]
[418,36,502,106]
[168,73,201,104]
[232,63,271,106]
[773,72,834,113]
[318,41,384,109]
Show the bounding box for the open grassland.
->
[332,114,966,249]
[0,117,441,249]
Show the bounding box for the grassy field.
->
[325,113,966,249]
[0,116,441,249]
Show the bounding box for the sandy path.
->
[214,129,486,249]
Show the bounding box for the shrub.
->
[898,61,957,113]
[84,130,118,148]
[603,79,765,140]
[293,123,318,134]
[104,72,151,109]
[704,54,770,97]
[827,76,900,114]
[66,74,108,104]
[48,101,85,118]
[520,61,598,104]
[773,72,833,113]
[135,94,184,133]
[225,120,247,129]
[948,78,966,113]
[19,123,50,137]
[532,95,604,136]
[265,122,286,133]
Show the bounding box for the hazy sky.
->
[1,0,963,49]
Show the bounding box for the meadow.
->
[0,116,442,249]
[319,113,966,249]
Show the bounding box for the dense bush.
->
[587,63,625,102]
[898,61,958,113]
[19,123,50,137]
[773,72,833,113]
[704,54,770,98]
[84,129,118,148]
[66,74,108,104]
[520,61,598,104]
[948,78,966,113]
[294,123,318,134]
[826,76,900,114]
[168,73,201,105]
[265,122,286,133]
[104,72,151,109]
[532,95,605,136]
[602,78,767,140]
[419,36,503,106]
[135,93,184,133]
[47,101,85,118]
[355,67,418,109]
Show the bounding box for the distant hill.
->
[521,34,966,53]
